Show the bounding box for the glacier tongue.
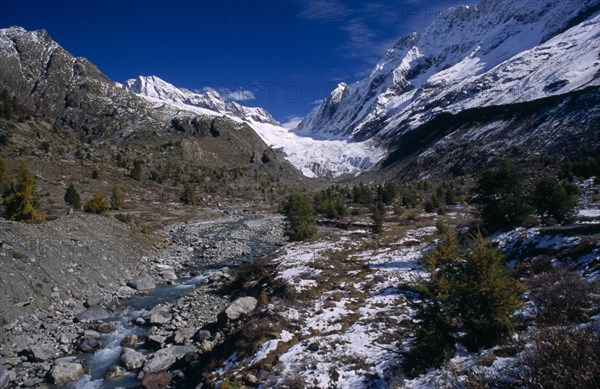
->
[121,75,386,178]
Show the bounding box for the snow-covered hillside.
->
[298,0,600,141]
[121,76,386,177]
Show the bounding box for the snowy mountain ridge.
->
[120,75,279,126]
[122,75,386,178]
[298,0,600,141]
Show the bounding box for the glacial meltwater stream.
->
[72,214,283,388]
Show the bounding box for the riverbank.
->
[0,212,284,388]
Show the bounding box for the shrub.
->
[40,141,50,153]
[180,183,197,205]
[0,152,12,198]
[406,210,419,221]
[283,192,317,241]
[475,160,532,231]
[63,183,81,209]
[372,202,385,234]
[352,183,373,205]
[515,328,600,388]
[528,268,599,326]
[12,251,26,260]
[531,176,576,224]
[377,182,398,205]
[110,185,125,210]
[0,133,9,146]
[114,213,134,224]
[130,159,144,181]
[84,192,109,215]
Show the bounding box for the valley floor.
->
[0,180,599,388]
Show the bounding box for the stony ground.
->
[0,211,284,388]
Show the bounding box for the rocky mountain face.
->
[298,0,600,175]
[0,27,299,176]
[122,75,387,178]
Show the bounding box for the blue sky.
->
[2,0,470,125]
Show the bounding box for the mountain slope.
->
[298,0,600,144]
[0,26,302,178]
[122,75,386,177]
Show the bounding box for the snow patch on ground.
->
[243,227,437,387]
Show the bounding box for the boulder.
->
[76,336,100,352]
[147,335,167,349]
[199,340,213,353]
[218,296,257,325]
[147,305,171,325]
[307,342,319,352]
[142,348,177,373]
[0,366,9,389]
[121,335,138,348]
[161,270,177,282]
[128,276,156,291]
[173,328,195,344]
[97,323,116,333]
[75,306,110,322]
[84,295,104,307]
[49,362,84,384]
[120,348,145,370]
[194,330,211,343]
[105,365,126,380]
[245,373,258,386]
[30,346,55,362]
[83,330,101,339]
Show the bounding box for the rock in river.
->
[49,362,84,384]
[76,336,100,352]
[146,305,172,325]
[128,276,156,291]
[121,348,145,370]
[75,306,110,322]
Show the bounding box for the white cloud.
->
[223,89,256,102]
[201,86,256,102]
[282,115,304,129]
[300,0,348,22]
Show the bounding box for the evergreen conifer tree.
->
[64,183,81,209]
[283,192,317,241]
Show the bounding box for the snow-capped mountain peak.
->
[121,75,278,125]
[297,0,600,141]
